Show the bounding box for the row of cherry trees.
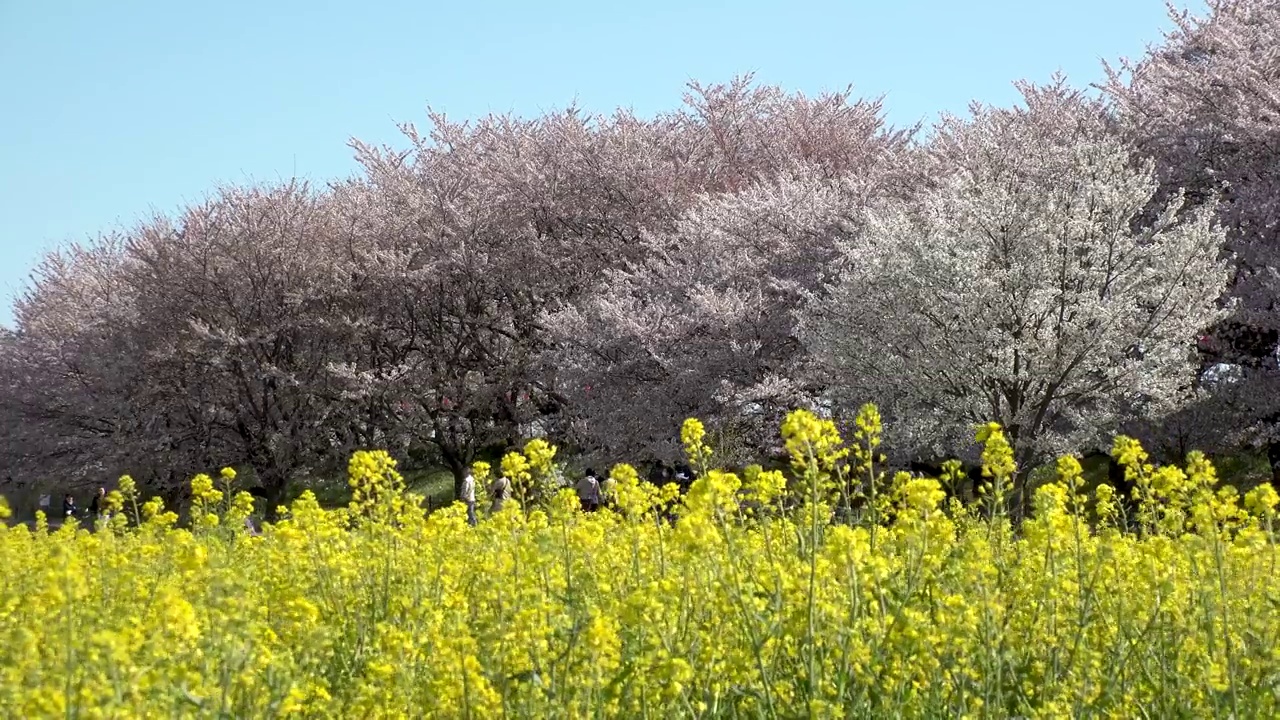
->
[0,80,910,508]
[2,1,1276,510]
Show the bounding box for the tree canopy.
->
[8,0,1280,507]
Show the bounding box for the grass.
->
[304,465,457,511]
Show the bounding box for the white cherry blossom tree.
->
[804,82,1230,506]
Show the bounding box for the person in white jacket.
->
[576,469,601,512]
[460,472,477,526]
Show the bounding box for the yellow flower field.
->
[1,408,1278,718]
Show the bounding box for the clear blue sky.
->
[0,0,1203,327]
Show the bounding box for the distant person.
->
[674,465,693,487]
[62,493,77,520]
[489,475,511,514]
[576,469,601,512]
[88,487,107,522]
[460,471,477,526]
[646,464,668,486]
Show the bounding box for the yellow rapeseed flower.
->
[0,406,1274,718]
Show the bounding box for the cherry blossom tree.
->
[804,82,1231,510]
[0,239,150,489]
[536,82,910,465]
[128,182,389,513]
[1103,0,1280,479]
[548,171,872,465]
[313,178,559,499]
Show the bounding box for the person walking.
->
[489,474,512,514]
[61,493,77,520]
[460,471,477,526]
[88,487,107,522]
[576,469,601,512]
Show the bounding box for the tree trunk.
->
[256,465,289,522]
[1269,440,1280,486]
[438,439,473,503]
[1012,441,1036,523]
[1106,455,1138,531]
[449,459,466,503]
[1013,469,1032,523]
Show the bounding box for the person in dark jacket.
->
[88,487,107,521]
[62,493,77,519]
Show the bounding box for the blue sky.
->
[0,0,1203,327]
